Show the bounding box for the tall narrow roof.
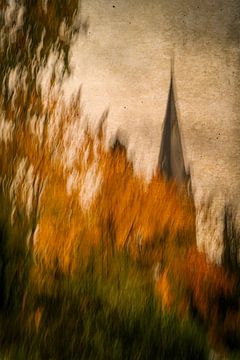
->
[158,72,188,184]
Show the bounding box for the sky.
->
[64,0,240,262]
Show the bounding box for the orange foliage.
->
[91,140,195,256]
[29,103,195,276]
[2,87,240,352]
[173,247,237,323]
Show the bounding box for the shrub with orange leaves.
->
[1,73,238,355]
[24,98,195,280]
[91,139,195,257]
[172,246,237,324]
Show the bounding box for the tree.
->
[0,0,85,310]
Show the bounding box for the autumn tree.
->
[0,0,85,309]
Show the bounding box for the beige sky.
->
[64,0,240,262]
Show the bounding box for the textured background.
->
[64,0,240,262]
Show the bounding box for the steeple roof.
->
[158,71,188,184]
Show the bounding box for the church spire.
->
[158,61,189,185]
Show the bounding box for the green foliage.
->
[0,251,209,360]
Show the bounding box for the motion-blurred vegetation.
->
[0,1,239,359]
